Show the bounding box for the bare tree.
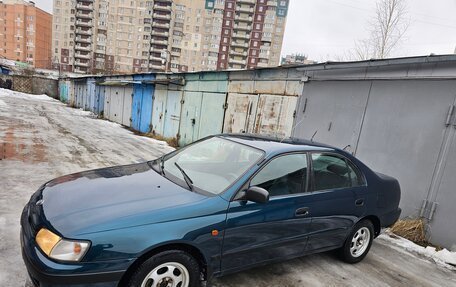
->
[352,0,409,60]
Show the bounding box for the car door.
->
[305,152,367,252]
[221,153,312,274]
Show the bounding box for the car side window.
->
[251,154,307,196]
[311,153,363,191]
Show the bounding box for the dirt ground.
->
[0,89,455,287]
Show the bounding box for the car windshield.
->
[162,137,264,195]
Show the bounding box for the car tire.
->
[339,219,374,263]
[127,250,201,287]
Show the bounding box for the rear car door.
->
[305,152,367,252]
[221,153,312,274]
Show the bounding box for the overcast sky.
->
[34,0,456,62]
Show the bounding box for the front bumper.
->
[20,204,128,287]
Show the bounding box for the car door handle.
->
[295,207,310,217]
[355,199,364,206]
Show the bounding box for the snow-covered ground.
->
[379,231,456,270]
[0,89,455,286]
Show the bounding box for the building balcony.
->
[235,6,254,13]
[262,35,272,42]
[76,20,93,27]
[237,0,256,4]
[75,45,91,52]
[95,48,105,54]
[171,50,181,56]
[229,58,246,65]
[151,30,169,37]
[230,50,248,57]
[257,61,269,67]
[152,22,170,29]
[76,12,93,19]
[76,3,93,11]
[74,61,90,67]
[75,36,91,43]
[259,52,269,59]
[235,15,253,22]
[149,63,165,70]
[150,55,163,62]
[151,38,168,45]
[267,0,278,6]
[150,46,162,52]
[231,41,249,48]
[152,13,171,21]
[154,4,172,11]
[232,32,250,40]
[75,52,91,60]
[76,29,92,35]
[155,0,172,3]
[234,24,252,31]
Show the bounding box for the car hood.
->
[39,162,210,237]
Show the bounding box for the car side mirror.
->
[245,186,269,204]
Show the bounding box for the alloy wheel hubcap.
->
[350,227,370,257]
[141,262,189,287]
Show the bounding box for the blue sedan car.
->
[21,134,401,287]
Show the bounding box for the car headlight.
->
[35,228,90,262]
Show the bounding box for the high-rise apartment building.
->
[0,0,52,69]
[52,0,288,74]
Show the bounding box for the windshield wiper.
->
[160,156,166,175]
[174,162,194,191]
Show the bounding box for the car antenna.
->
[280,115,307,143]
[311,130,318,142]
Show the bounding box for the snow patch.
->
[0,88,56,102]
[380,230,456,270]
[0,98,6,107]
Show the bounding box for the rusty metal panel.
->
[255,68,289,80]
[87,78,97,112]
[122,81,133,127]
[179,91,203,146]
[59,80,68,103]
[163,90,183,139]
[103,86,112,120]
[228,70,255,81]
[67,80,75,107]
[355,81,456,219]
[200,80,228,93]
[253,80,286,95]
[228,80,254,94]
[253,94,297,138]
[285,80,304,97]
[151,85,167,136]
[109,86,124,124]
[74,81,85,109]
[223,93,259,133]
[198,92,227,139]
[292,81,371,151]
[184,80,199,92]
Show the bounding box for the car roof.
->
[219,133,336,155]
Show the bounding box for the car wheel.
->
[127,250,201,287]
[339,219,374,263]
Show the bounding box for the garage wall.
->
[292,62,456,250]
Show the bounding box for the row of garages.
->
[59,55,456,251]
[59,69,302,147]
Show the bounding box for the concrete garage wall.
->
[1,75,58,98]
[293,57,456,250]
[225,68,301,138]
